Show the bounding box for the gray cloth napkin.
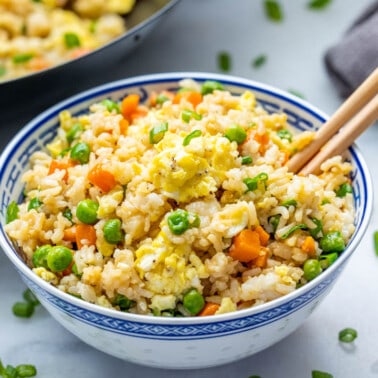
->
[324,1,378,98]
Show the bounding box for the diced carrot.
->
[76,224,96,249]
[173,91,202,109]
[253,248,269,268]
[198,302,220,316]
[88,164,116,193]
[69,47,91,59]
[119,118,129,135]
[301,236,316,256]
[129,107,148,122]
[254,132,270,154]
[48,160,72,182]
[254,225,270,246]
[63,226,77,243]
[121,94,140,120]
[229,229,261,263]
[281,151,290,165]
[28,57,51,71]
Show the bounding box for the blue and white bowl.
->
[0,73,372,369]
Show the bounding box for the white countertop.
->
[1,0,378,377]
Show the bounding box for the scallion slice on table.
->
[338,327,358,343]
[217,51,231,72]
[374,230,378,256]
[308,0,332,10]
[264,0,283,22]
[252,54,267,68]
[312,371,333,378]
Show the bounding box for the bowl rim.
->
[0,0,181,86]
[0,71,373,326]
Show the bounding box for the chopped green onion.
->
[23,289,39,306]
[241,156,253,165]
[201,80,224,95]
[321,198,330,205]
[6,201,19,224]
[269,214,281,233]
[183,130,202,146]
[156,94,170,105]
[280,223,308,239]
[101,99,120,113]
[66,122,84,144]
[224,125,247,144]
[252,54,267,68]
[167,209,190,235]
[16,364,37,377]
[281,199,297,207]
[113,294,135,311]
[4,364,18,377]
[319,252,338,269]
[243,173,269,192]
[64,32,81,49]
[312,371,333,378]
[89,19,98,33]
[217,51,231,72]
[335,182,353,197]
[27,197,42,211]
[62,208,73,223]
[12,53,34,64]
[277,129,292,142]
[149,122,168,144]
[264,0,283,22]
[308,217,323,239]
[308,0,332,10]
[0,66,6,77]
[181,109,202,123]
[338,327,357,343]
[374,230,378,256]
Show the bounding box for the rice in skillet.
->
[5,79,355,316]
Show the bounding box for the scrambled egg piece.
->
[135,231,208,297]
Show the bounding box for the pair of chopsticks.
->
[287,67,378,175]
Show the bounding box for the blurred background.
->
[1,0,378,377]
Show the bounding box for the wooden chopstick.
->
[287,67,378,175]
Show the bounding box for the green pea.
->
[103,219,124,244]
[224,125,247,144]
[70,142,90,164]
[319,231,345,253]
[201,80,224,95]
[76,199,98,224]
[64,32,81,48]
[6,201,19,224]
[183,130,202,146]
[27,197,42,211]
[320,252,338,269]
[277,129,292,142]
[47,246,73,272]
[182,288,205,315]
[32,245,52,268]
[167,209,190,235]
[303,259,322,281]
[12,301,35,318]
[23,289,39,306]
[101,99,120,113]
[16,364,37,377]
[113,294,135,311]
[66,123,84,144]
[156,94,170,105]
[335,182,353,198]
[149,122,168,144]
[241,156,253,165]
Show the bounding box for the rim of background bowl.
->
[0,0,180,86]
[0,72,373,325]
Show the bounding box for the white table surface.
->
[1,0,378,377]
